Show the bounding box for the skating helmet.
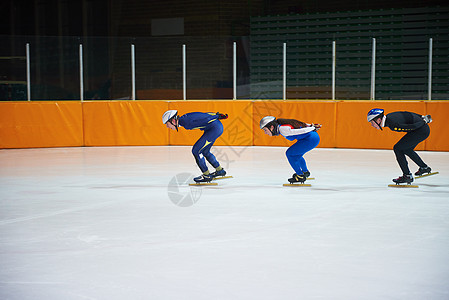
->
[162,110,178,124]
[367,108,384,122]
[260,116,276,129]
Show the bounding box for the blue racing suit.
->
[178,112,223,173]
[279,124,320,175]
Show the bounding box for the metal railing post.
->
[233,42,237,100]
[131,44,136,100]
[370,38,376,100]
[183,44,186,100]
[26,43,31,101]
[283,42,286,100]
[79,44,84,101]
[428,38,433,100]
[332,41,336,100]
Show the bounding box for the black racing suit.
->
[384,111,430,175]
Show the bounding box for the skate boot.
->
[193,173,213,183]
[414,166,431,176]
[210,168,226,178]
[303,171,311,178]
[288,173,307,183]
[392,174,414,185]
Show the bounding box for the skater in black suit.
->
[367,108,433,184]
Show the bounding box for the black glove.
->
[422,115,432,124]
[216,112,228,120]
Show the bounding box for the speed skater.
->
[260,116,321,183]
[163,110,228,183]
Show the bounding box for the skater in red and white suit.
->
[260,116,321,184]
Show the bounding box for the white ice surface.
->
[1,146,449,300]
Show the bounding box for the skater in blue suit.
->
[163,110,228,183]
[260,116,321,183]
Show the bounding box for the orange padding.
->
[0,100,448,151]
[0,101,83,148]
[83,101,169,146]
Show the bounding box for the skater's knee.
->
[393,143,405,152]
[394,143,415,156]
[286,149,305,160]
[285,150,295,160]
[286,147,296,158]
[191,146,201,157]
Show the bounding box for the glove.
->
[312,123,322,130]
[216,112,228,120]
[422,115,432,124]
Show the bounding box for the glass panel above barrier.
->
[82,36,116,100]
[133,36,249,100]
[32,36,80,101]
[0,35,29,101]
[1,32,447,101]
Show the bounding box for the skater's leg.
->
[202,144,219,168]
[393,144,409,175]
[393,124,430,174]
[286,143,304,174]
[298,132,320,171]
[202,122,223,169]
[286,132,320,174]
[192,121,224,173]
[403,124,430,167]
[192,135,210,173]
[202,121,223,169]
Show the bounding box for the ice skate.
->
[193,174,213,182]
[415,171,439,179]
[392,174,414,184]
[288,173,307,183]
[414,166,439,179]
[210,168,226,177]
[414,166,431,176]
[210,168,233,180]
[191,173,214,184]
[389,174,418,188]
[284,173,311,187]
[302,171,315,180]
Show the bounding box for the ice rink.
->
[1,145,449,300]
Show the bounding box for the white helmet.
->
[162,110,178,124]
[260,116,276,129]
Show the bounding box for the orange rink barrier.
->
[0,100,448,151]
[83,101,169,146]
[335,101,427,150]
[0,101,83,148]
